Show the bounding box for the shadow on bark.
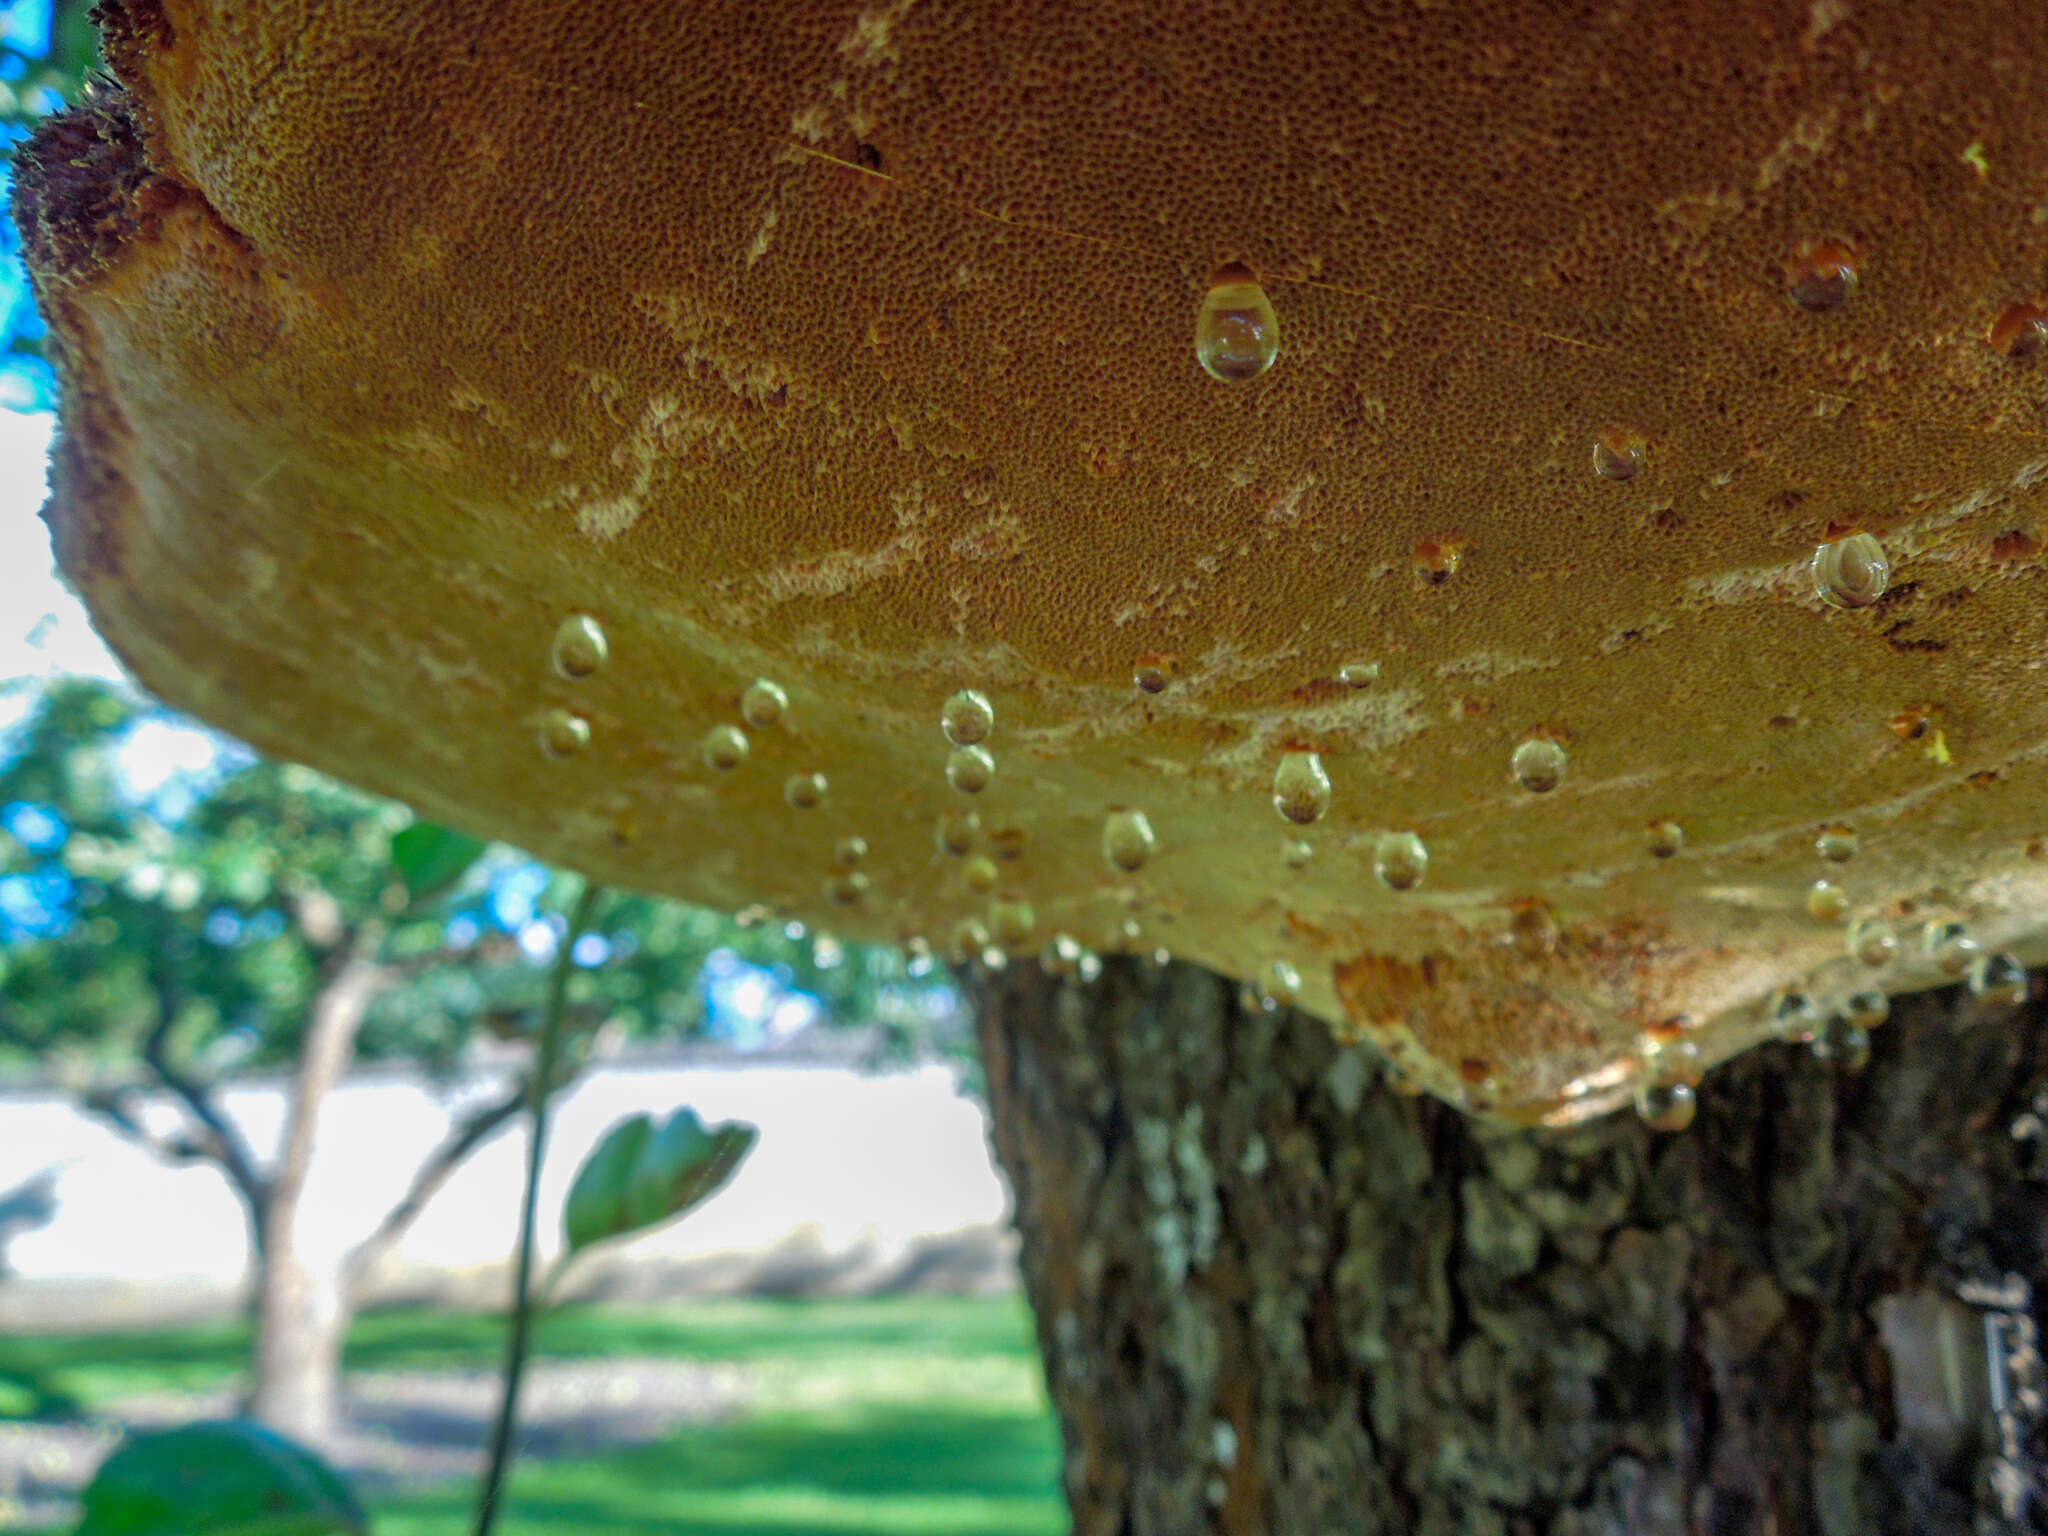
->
[974,957,2048,1536]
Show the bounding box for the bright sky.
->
[0,409,121,688]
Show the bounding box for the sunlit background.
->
[0,4,1064,1529]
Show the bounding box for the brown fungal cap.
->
[21,0,2048,1119]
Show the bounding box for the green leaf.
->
[76,1419,368,1536]
[562,1108,755,1259]
[388,823,485,904]
[562,1114,654,1254]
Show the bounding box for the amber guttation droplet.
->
[987,824,1027,862]
[1646,820,1685,858]
[1812,532,1891,610]
[1592,427,1648,483]
[740,678,788,729]
[1989,296,2048,360]
[1808,880,1849,923]
[1413,534,1468,585]
[1272,751,1332,826]
[550,614,609,680]
[1508,899,1558,958]
[1636,1081,1697,1132]
[1101,808,1157,873]
[1920,920,1979,978]
[539,707,591,759]
[1848,918,1898,968]
[1784,237,1861,314]
[1195,267,1280,383]
[702,723,749,771]
[1132,654,1175,694]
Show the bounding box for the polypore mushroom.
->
[17,0,2048,1122]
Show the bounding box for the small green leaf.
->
[562,1108,755,1259]
[389,823,486,904]
[77,1419,367,1536]
[563,1114,654,1254]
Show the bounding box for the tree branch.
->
[343,1082,526,1288]
[142,931,272,1218]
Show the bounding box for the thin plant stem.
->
[471,880,602,1536]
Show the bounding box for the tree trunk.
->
[247,935,385,1442]
[974,957,2048,1536]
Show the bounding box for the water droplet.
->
[740,678,789,729]
[1195,270,1279,383]
[1808,880,1850,923]
[1283,838,1314,870]
[702,723,749,771]
[1101,808,1157,872]
[1412,535,1467,585]
[934,809,981,857]
[824,871,869,907]
[1374,831,1429,891]
[1636,1081,1697,1132]
[1262,959,1301,1006]
[1508,900,1559,958]
[1784,237,1861,313]
[1989,297,2048,359]
[1848,918,1898,968]
[964,855,999,893]
[1811,1016,1870,1069]
[987,824,1027,861]
[1645,820,1686,859]
[948,917,991,962]
[1844,989,1890,1029]
[1272,751,1332,826]
[1040,933,1083,978]
[1920,920,1979,978]
[1970,952,2029,1006]
[539,707,591,758]
[1643,1035,1703,1086]
[946,746,995,794]
[991,899,1036,947]
[1076,950,1103,984]
[1132,655,1174,694]
[1771,990,1820,1041]
[1814,825,1860,863]
[550,614,609,680]
[1812,532,1890,610]
[1592,427,1648,483]
[1510,737,1567,794]
[1113,917,1144,950]
[941,688,995,747]
[1338,661,1381,688]
[833,836,868,868]
[783,771,827,808]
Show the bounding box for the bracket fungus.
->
[16,0,2048,1123]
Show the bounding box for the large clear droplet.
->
[1195,271,1280,383]
[783,771,827,808]
[539,708,592,759]
[941,688,995,747]
[1784,238,1861,314]
[1812,533,1890,610]
[1920,920,1979,978]
[1101,808,1157,872]
[1510,737,1567,794]
[1814,825,1860,863]
[702,723,749,771]
[740,678,788,729]
[1848,918,1898,968]
[1374,831,1429,891]
[946,745,995,794]
[1592,427,1648,483]
[550,614,609,680]
[1970,952,2029,1007]
[1272,751,1332,826]
[1635,1081,1697,1132]
[1338,661,1381,689]
[1771,990,1819,1041]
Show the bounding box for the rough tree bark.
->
[975,957,2048,1536]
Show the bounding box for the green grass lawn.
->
[1,1296,1069,1535]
